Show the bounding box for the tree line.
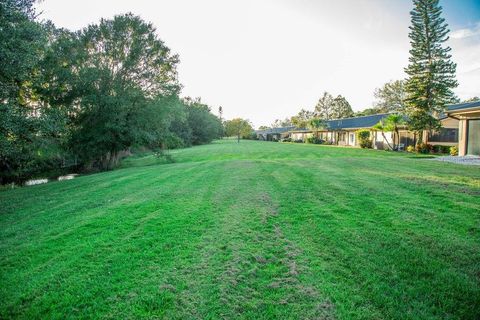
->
[0,0,224,184]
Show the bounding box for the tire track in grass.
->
[171,160,335,319]
[270,157,480,319]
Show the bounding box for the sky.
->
[36,0,480,128]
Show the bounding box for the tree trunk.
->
[392,128,397,151]
[416,130,423,145]
[100,151,122,170]
[381,132,394,150]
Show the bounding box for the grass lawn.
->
[1,140,479,319]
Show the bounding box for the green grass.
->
[1,140,479,319]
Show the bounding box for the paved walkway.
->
[432,155,480,166]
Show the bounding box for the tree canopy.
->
[314,92,335,120]
[373,80,407,113]
[1,9,223,183]
[224,118,253,142]
[290,109,315,128]
[0,0,49,184]
[314,92,353,120]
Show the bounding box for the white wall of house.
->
[373,131,394,150]
[291,132,312,141]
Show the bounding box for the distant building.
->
[255,126,296,141]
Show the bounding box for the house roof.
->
[255,126,296,135]
[446,101,480,113]
[256,103,479,136]
[256,113,393,135]
[289,128,310,133]
[326,113,391,130]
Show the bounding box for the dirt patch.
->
[270,223,335,318]
[166,184,336,319]
[259,192,279,224]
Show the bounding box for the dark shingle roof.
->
[289,128,310,133]
[326,113,390,130]
[446,101,480,112]
[255,126,296,134]
[256,104,476,135]
[257,114,392,134]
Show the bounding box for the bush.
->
[416,143,433,154]
[450,146,458,156]
[281,137,292,142]
[293,139,304,143]
[244,131,258,140]
[432,145,451,154]
[360,140,373,149]
[356,129,372,149]
[306,136,324,144]
[406,145,415,153]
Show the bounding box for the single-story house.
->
[289,114,398,149]
[287,114,392,146]
[256,126,296,141]
[326,113,391,148]
[255,101,479,155]
[445,101,480,155]
[290,128,314,142]
[325,113,460,150]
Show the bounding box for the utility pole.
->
[218,106,224,139]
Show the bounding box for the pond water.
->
[25,174,79,186]
[25,179,49,186]
[58,174,79,181]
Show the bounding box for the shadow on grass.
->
[406,155,437,159]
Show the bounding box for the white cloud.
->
[448,23,480,101]
[450,23,480,39]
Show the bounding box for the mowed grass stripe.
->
[0,140,479,319]
[269,157,479,319]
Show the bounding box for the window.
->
[399,131,415,146]
[428,128,458,143]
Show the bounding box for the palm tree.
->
[373,114,405,150]
[373,121,394,150]
[308,118,326,141]
[384,114,405,150]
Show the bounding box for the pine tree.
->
[314,92,334,120]
[404,0,457,143]
[331,95,354,119]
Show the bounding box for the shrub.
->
[245,132,258,140]
[356,129,372,149]
[416,143,433,154]
[430,145,450,154]
[293,139,304,143]
[281,137,292,142]
[306,136,324,144]
[450,146,458,156]
[406,145,415,153]
[441,145,451,154]
[360,140,373,149]
[435,145,450,154]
